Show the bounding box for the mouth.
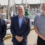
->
[43,11,45,12]
[42,10,45,12]
[19,12,22,13]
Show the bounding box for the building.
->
[0,5,7,13]
[11,4,40,15]
[29,4,40,15]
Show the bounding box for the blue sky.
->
[0,0,45,6]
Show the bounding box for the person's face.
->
[41,3,45,12]
[18,6,24,16]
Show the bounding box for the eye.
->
[18,9,20,10]
[21,9,22,10]
[18,9,22,10]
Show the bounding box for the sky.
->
[0,0,45,6]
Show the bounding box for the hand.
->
[42,35,45,40]
[0,38,1,41]
[20,37,23,41]
[39,35,45,40]
[15,35,23,42]
[17,36,23,42]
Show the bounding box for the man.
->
[13,14,17,17]
[34,2,45,45]
[10,5,30,45]
[0,18,7,45]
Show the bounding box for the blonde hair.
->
[18,5,24,10]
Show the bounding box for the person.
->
[34,2,45,45]
[10,5,30,45]
[0,18,7,45]
[13,14,17,17]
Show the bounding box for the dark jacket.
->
[0,18,7,41]
[10,15,30,42]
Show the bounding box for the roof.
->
[29,4,40,6]
[0,6,4,9]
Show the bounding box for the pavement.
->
[4,30,38,45]
[28,30,38,45]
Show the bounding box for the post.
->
[22,0,23,4]
[12,0,13,11]
[26,0,27,9]
[40,0,41,4]
[14,0,15,14]
[8,0,10,21]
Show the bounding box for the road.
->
[5,30,38,45]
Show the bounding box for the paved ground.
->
[5,38,13,45]
[5,30,38,45]
[6,29,11,35]
[28,30,38,45]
